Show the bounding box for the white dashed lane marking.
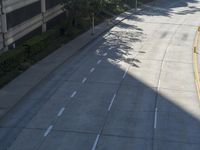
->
[108,94,116,111]
[90,68,95,73]
[91,134,100,150]
[103,53,108,56]
[82,77,87,84]
[154,108,158,129]
[123,66,129,79]
[57,107,65,117]
[70,91,77,98]
[97,60,102,65]
[44,125,53,137]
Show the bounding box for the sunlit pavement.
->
[1,0,200,149]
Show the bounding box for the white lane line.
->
[158,80,161,90]
[103,53,108,56]
[82,77,87,84]
[157,62,164,90]
[154,108,158,129]
[161,61,165,70]
[57,107,65,117]
[90,68,95,73]
[108,94,116,111]
[123,66,129,79]
[91,134,100,150]
[44,125,53,137]
[71,91,77,98]
[97,60,102,65]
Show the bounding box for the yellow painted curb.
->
[193,27,200,100]
[194,47,197,53]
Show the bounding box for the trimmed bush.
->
[0,27,61,88]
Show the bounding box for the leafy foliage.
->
[61,0,129,27]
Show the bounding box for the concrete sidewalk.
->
[0,9,135,120]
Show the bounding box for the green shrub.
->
[24,28,59,57]
[0,45,26,74]
[0,27,61,88]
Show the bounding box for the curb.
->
[193,26,200,100]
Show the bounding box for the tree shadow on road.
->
[1,0,200,149]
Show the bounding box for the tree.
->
[62,0,86,28]
[62,0,102,33]
[61,0,129,32]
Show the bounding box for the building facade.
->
[0,0,64,52]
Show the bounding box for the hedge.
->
[0,27,60,87]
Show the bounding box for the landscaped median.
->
[193,26,200,100]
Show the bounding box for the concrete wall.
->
[0,0,65,52]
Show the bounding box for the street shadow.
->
[0,0,200,149]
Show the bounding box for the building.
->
[0,0,65,52]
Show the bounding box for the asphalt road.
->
[1,0,200,150]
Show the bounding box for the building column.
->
[41,0,46,32]
[1,1,8,51]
